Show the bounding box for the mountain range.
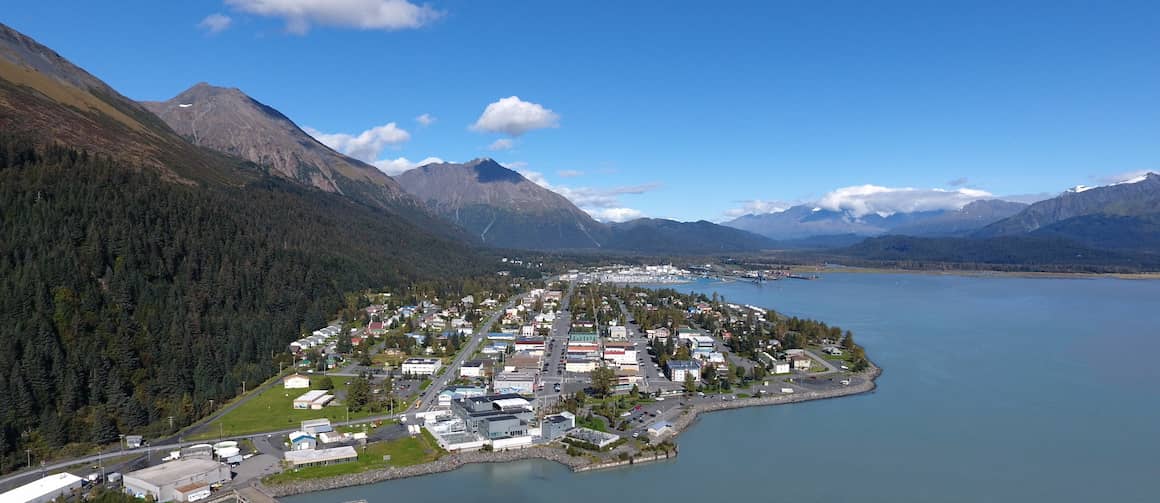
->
[395,158,776,252]
[724,199,1029,242]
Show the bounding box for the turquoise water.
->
[285,274,1160,503]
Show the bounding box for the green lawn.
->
[264,431,444,484]
[188,380,379,440]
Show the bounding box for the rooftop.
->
[0,472,83,502]
[124,459,224,486]
[284,446,358,464]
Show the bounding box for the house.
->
[289,431,318,451]
[541,411,576,441]
[789,354,812,371]
[823,346,843,356]
[401,358,442,376]
[666,360,702,382]
[367,321,386,336]
[647,327,670,341]
[293,390,334,410]
[460,359,492,378]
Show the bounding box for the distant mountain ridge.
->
[395,159,774,253]
[724,199,1027,242]
[977,173,1160,240]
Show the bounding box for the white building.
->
[666,360,702,382]
[493,371,537,394]
[292,390,334,410]
[0,472,83,503]
[609,325,628,339]
[283,374,310,389]
[401,358,442,376]
[460,359,490,378]
[122,459,231,503]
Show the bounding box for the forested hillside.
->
[0,136,486,470]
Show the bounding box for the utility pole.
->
[26,449,31,470]
[219,423,223,442]
[167,416,175,432]
[242,380,247,395]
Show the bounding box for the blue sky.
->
[5,1,1159,221]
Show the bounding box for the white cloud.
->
[590,208,645,223]
[488,139,515,151]
[509,164,656,222]
[415,113,436,126]
[227,0,441,34]
[471,96,560,136]
[373,156,445,175]
[557,169,584,178]
[724,200,792,219]
[815,185,993,218]
[305,123,410,162]
[198,13,233,34]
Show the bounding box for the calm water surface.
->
[285,273,1160,503]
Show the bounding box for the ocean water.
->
[285,273,1160,503]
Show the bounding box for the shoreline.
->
[785,265,1160,280]
[261,363,881,499]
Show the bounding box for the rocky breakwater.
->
[668,363,882,436]
[263,446,587,497]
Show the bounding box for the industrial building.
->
[122,458,231,502]
[0,472,83,503]
[452,394,534,440]
[541,411,576,441]
[283,446,358,468]
[292,389,334,410]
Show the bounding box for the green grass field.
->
[264,431,444,483]
[188,379,380,440]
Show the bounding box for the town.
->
[0,268,876,503]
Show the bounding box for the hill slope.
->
[0,22,486,468]
[0,23,245,185]
[977,173,1160,238]
[395,158,609,249]
[141,83,411,209]
[607,218,775,253]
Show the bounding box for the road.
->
[415,291,529,412]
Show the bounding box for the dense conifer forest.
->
[0,136,489,470]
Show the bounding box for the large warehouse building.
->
[122,459,231,502]
[0,472,83,503]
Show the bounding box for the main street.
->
[415,289,530,413]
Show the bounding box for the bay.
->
[285,273,1160,503]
